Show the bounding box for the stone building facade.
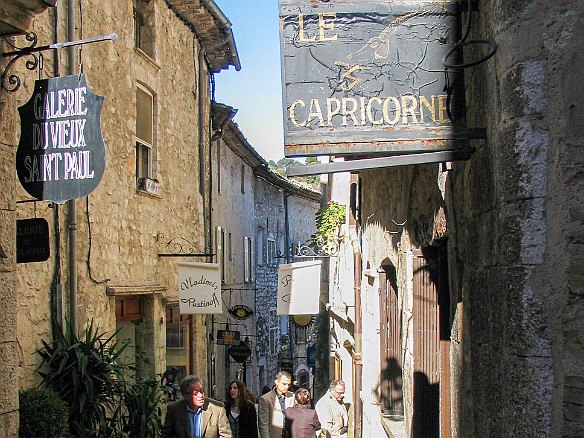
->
[0,0,239,436]
[320,1,584,437]
[211,115,320,399]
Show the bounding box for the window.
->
[267,234,276,265]
[134,1,154,58]
[136,86,154,182]
[280,316,289,335]
[244,236,254,282]
[228,233,232,261]
[279,189,284,212]
[256,228,264,266]
[241,164,245,193]
[257,181,263,204]
[217,226,226,283]
[296,325,307,343]
[278,236,286,263]
[269,308,279,355]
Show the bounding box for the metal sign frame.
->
[279,1,481,158]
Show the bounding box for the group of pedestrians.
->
[161,371,349,438]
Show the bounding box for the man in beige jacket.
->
[162,375,232,438]
[258,371,295,438]
[315,380,349,438]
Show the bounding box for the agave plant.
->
[121,377,162,438]
[36,319,130,437]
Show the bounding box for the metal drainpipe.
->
[284,192,294,373]
[67,0,78,336]
[198,49,207,250]
[350,172,362,437]
[353,250,363,438]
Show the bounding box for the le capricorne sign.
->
[16,74,106,203]
[279,0,480,157]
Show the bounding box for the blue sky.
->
[213,0,285,162]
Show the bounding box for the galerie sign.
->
[177,262,222,314]
[277,260,322,315]
[16,74,106,203]
[279,0,466,156]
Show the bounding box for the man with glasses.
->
[315,380,349,438]
[162,375,232,437]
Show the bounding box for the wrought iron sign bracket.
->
[156,233,215,258]
[276,241,339,259]
[2,32,117,92]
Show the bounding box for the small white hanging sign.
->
[277,260,322,315]
[177,262,222,314]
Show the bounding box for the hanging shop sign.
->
[279,1,480,158]
[217,329,241,345]
[228,304,254,320]
[229,340,252,363]
[16,74,106,203]
[277,260,322,315]
[293,314,315,328]
[177,262,222,314]
[16,218,50,263]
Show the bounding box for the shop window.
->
[165,305,191,377]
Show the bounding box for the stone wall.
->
[0,2,218,434]
[327,1,584,436]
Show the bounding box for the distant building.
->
[211,112,320,399]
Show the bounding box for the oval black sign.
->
[228,305,254,320]
[16,74,106,203]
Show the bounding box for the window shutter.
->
[244,236,250,282]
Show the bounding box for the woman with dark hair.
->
[284,388,321,438]
[225,380,258,438]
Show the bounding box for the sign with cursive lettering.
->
[177,262,222,314]
[16,74,106,203]
[277,260,322,315]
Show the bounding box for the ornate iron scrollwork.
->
[1,32,117,92]
[276,240,339,259]
[156,233,214,257]
[2,32,39,92]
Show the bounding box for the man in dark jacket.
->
[162,375,232,438]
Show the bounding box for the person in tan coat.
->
[258,371,295,438]
[162,375,232,438]
[315,380,348,438]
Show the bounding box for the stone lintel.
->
[106,284,167,296]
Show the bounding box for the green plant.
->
[121,378,162,438]
[312,201,346,247]
[19,387,69,438]
[36,319,130,437]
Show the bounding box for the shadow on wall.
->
[412,371,439,438]
[375,357,404,418]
